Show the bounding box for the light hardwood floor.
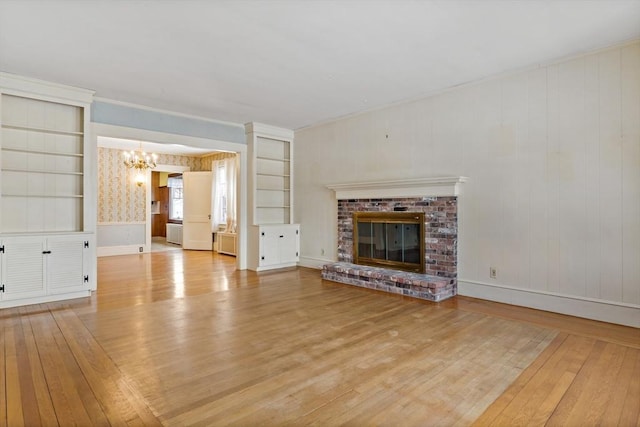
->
[1,250,638,426]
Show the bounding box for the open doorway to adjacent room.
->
[96,135,242,263]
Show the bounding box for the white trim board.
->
[300,256,639,327]
[327,177,467,199]
[97,245,145,257]
[92,122,248,270]
[299,256,332,270]
[458,279,640,328]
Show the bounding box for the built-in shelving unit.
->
[0,72,96,308]
[245,122,299,271]
[255,136,292,224]
[1,93,86,232]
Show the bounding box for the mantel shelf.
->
[326,176,468,199]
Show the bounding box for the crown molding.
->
[0,71,94,105]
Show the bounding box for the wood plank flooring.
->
[1,250,638,426]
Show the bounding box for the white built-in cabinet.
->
[246,123,300,271]
[0,73,96,308]
[258,224,299,269]
[0,234,94,304]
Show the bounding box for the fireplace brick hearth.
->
[321,262,456,301]
[323,196,458,302]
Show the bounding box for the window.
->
[168,176,183,220]
[214,163,227,226]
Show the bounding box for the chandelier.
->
[123,142,158,186]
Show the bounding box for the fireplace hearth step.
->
[321,262,456,302]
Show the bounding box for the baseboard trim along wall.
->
[298,256,332,270]
[97,245,146,257]
[299,257,639,328]
[458,279,640,328]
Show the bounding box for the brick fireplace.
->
[322,177,466,302]
[339,197,457,278]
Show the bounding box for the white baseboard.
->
[299,256,332,270]
[0,290,92,309]
[458,279,640,328]
[97,245,146,257]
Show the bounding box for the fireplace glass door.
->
[353,212,425,273]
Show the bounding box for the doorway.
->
[94,126,248,270]
[149,168,189,253]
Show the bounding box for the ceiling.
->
[1,0,639,130]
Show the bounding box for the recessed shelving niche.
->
[1,94,85,232]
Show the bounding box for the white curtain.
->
[167,176,183,188]
[225,156,237,233]
[210,156,237,233]
[211,160,225,232]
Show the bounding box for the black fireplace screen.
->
[353,212,425,273]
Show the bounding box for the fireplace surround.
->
[323,177,466,302]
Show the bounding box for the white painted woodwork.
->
[327,177,467,199]
[256,224,300,271]
[217,232,237,256]
[246,123,299,271]
[47,235,91,295]
[0,73,96,308]
[0,234,93,307]
[0,236,45,300]
[166,223,183,245]
[294,42,640,325]
[253,137,292,224]
[97,223,146,248]
[182,171,213,250]
[1,94,85,232]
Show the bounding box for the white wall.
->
[295,41,640,326]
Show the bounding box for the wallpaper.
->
[200,151,236,171]
[97,147,206,223]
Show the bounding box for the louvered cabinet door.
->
[47,236,89,295]
[1,236,46,301]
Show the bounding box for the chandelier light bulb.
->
[123,142,157,172]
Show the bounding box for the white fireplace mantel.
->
[326,176,467,200]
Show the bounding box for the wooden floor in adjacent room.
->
[1,250,639,426]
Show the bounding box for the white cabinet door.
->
[47,236,89,295]
[259,227,281,266]
[258,224,300,268]
[1,236,46,301]
[279,225,300,264]
[0,234,92,303]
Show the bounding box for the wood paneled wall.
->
[295,42,640,319]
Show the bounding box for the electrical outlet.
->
[490,267,497,279]
[139,247,144,253]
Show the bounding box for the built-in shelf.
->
[0,72,95,309]
[1,90,88,234]
[253,135,292,225]
[2,194,84,198]
[2,168,84,176]
[1,124,84,137]
[257,172,291,178]
[1,147,84,158]
[256,156,290,162]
